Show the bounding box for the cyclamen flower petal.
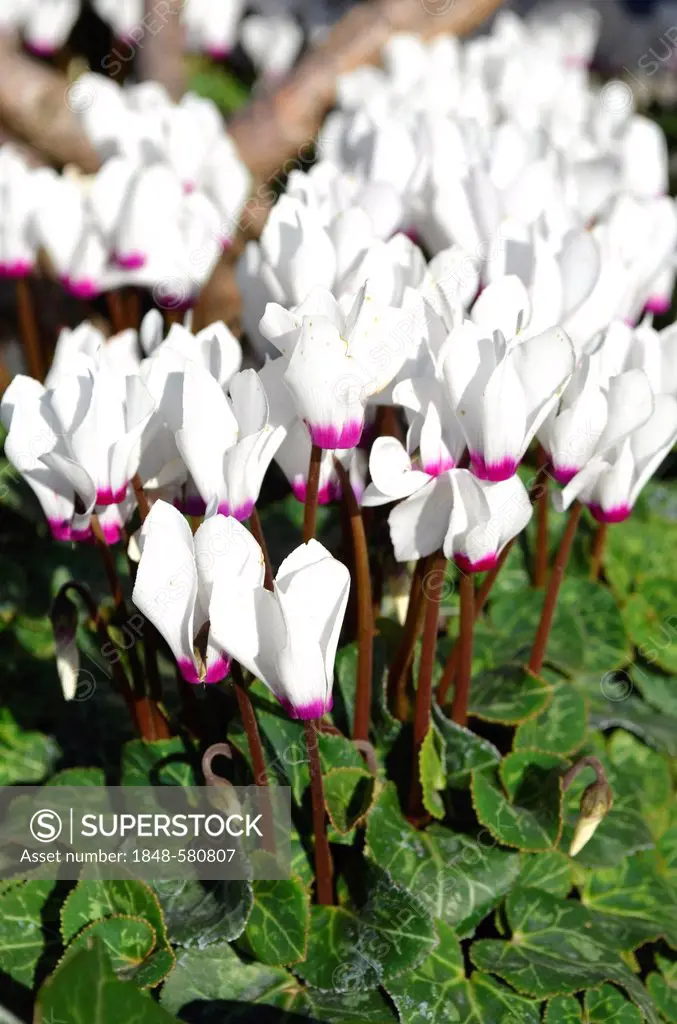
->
[444,472,532,572]
[209,538,350,719]
[556,395,677,522]
[133,501,257,683]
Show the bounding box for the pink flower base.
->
[309,421,363,450]
[62,276,100,300]
[292,479,337,505]
[0,260,32,278]
[645,296,671,315]
[178,655,231,685]
[470,453,518,482]
[422,457,455,477]
[114,252,147,270]
[455,552,498,574]
[588,502,631,524]
[280,695,333,720]
[552,465,580,486]
[96,485,128,506]
[217,499,255,521]
[48,519,74,542]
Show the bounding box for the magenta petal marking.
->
[645,296,671,315]
[588,502,631,524]
[96,485,128,506]
[470,453,518,482]
[205,656,231,684]
[309,420,363,450]
[178,658,201,684]
[101,522,122,546]
[291,479,334,505]
[3,260,32,278]
[455,552,498,574]
[232,499,255,522]
[66,278,100,300]
[279,695,333,721]
[552,464,580,486]
[48,519,73,542]
[114,251,147,270]
[422,457,455,477]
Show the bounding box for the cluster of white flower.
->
[0,76,251,306]
[0,0,311,79]
[3,8,677,719]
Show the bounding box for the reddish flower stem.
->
[387,557,429,720]
[303,444,322,543]
[408,552,445,820]
[529,502,583,676]
[333,458,373,742]
[590,522,608,581]
[437,539,514,707]
[16,277,45,381]
[132,473,151,522]
[249,508,274,591]
[232,663,275,854]
[106,290,127,335]
[90,512,170,739]
[304,719,334,904]
[450,572,475,727]
[534,468,549,588]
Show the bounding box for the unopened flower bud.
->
[569,779,613,857]
[50,590,79,701]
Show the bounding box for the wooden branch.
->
[136,0,186,102]
[0,39,99,172]
[229,0,504,183]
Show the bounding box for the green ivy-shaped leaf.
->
[160,943,397,1021]
[470,888,659,1023]
[36,940,178,1023]
[61,877,174,987]
[432,704,501,789]
[517,851,572,897]
[467,665,552,725]
[151,878,253,948]
[545,995,583,1022]
[607,730,673,838]
[471,751,567,852]
[514,675,587,756]
[576,669,677,754]
[489,589,586,673]
[632,663,677,717]
[0,880,58,987]
[386,920,541,1023]
[647,955,677,1023]
[585,983,643,1023]
[0,709,60,785]
[66,915,156,978]
[604,518,677,596]
[581,853,677,950]
[621,578,677,673]
[239,876,309,967]
[419,726,446,820]
[366,784,520,938]
[295,863,437,991]
[558,579,631,673]
[323,766,376,834]
[334,636,401,751]
[121,738,198,786]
